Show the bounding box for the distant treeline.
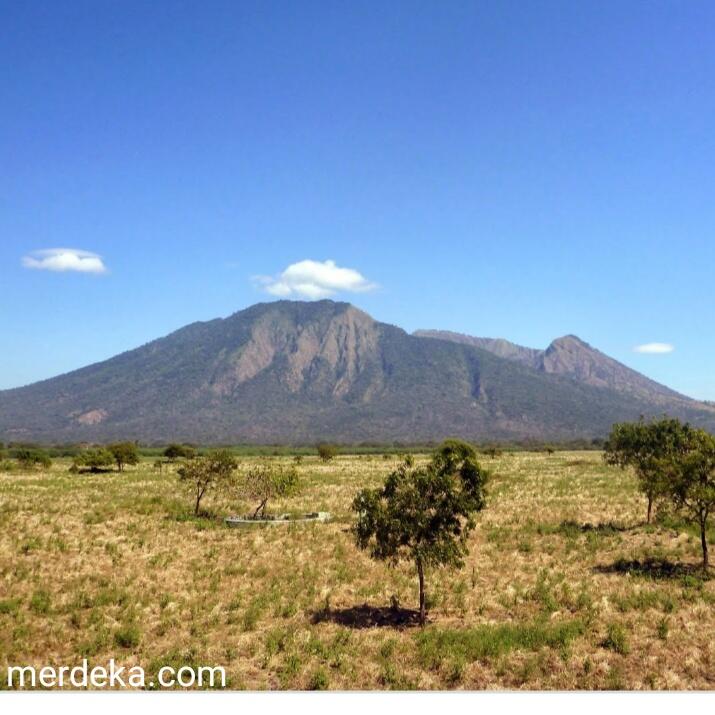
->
[1,437,605,458]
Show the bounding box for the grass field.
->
[1,451,714,690]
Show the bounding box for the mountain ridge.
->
[414,329,692,405]
[1,300,712,443]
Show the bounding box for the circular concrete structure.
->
[224,511,331,527]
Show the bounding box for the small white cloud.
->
[255,259,376,299]
[633,342,674,354]
[22,248,107,274]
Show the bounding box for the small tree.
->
[164,444,196,461]
[108,442,139,472]
[352,439,489,624]
[180,445,197,460]
[178,449,237,516]
[316,443,337,463]
[238,463,300,518]
[604,417,694,524]
[72,448,114,473]
[663,429,715,572]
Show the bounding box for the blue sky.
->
[1,1,714,398]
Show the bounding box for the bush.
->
[72,448,114,472]
[29,590,51,615]
[114,624,141,648]
[164,444,196,461]
[602,623,630,655]
[15,448,52,469]
[316,443,338,462]
[308,668,329,690]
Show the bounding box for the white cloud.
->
[633,342,674,354]
[255,259,376,299]
[22,248,108,274]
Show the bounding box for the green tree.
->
[178,449,237,515]
[164,444,196,461]
[316,443,337,462]
[662,429,715,571]
[352,439,489,624]
[238,462,300,518]
[72,448,114,472]
[179,445,197,460]
[15,448,52,469]
[604,417,694,524]
[108,442,139,472]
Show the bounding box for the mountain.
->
[413,330,690,406]
[1,300,713,444]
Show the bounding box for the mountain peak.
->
[547,335,591,351]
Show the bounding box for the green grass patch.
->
[415,618,584,669]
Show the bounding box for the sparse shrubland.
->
[1,437,715,689]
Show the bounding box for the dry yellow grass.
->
[1,451,715,690]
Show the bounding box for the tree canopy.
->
[164,443,197,461]
[15,448,52,469]
[661,428,715,570]
[108,442,139,471]
[72,448,114,472]
[604,417,695,523]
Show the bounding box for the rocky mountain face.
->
[1,300,713,444]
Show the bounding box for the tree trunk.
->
[253,498,268,518]
[647,495,653,524]
[701,518,709,572]
[195,489,203,516]
[417,558,426,625]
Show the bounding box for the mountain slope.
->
[413,330,541,368]
[414,329,694,406]
[2,301,714,443]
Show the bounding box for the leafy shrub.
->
[114,624,141,648]
[602,623,630,655]
[15,448,52,469]
[316,443,338,462]
[72,448,114,472]
[164,444,196,461]
[29,590,51,615]
[308,668,329,690]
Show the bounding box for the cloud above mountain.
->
[255,259,376,299]
[22,248,108,274]
[633,342,674,354]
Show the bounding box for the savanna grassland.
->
[1,451,714,690]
